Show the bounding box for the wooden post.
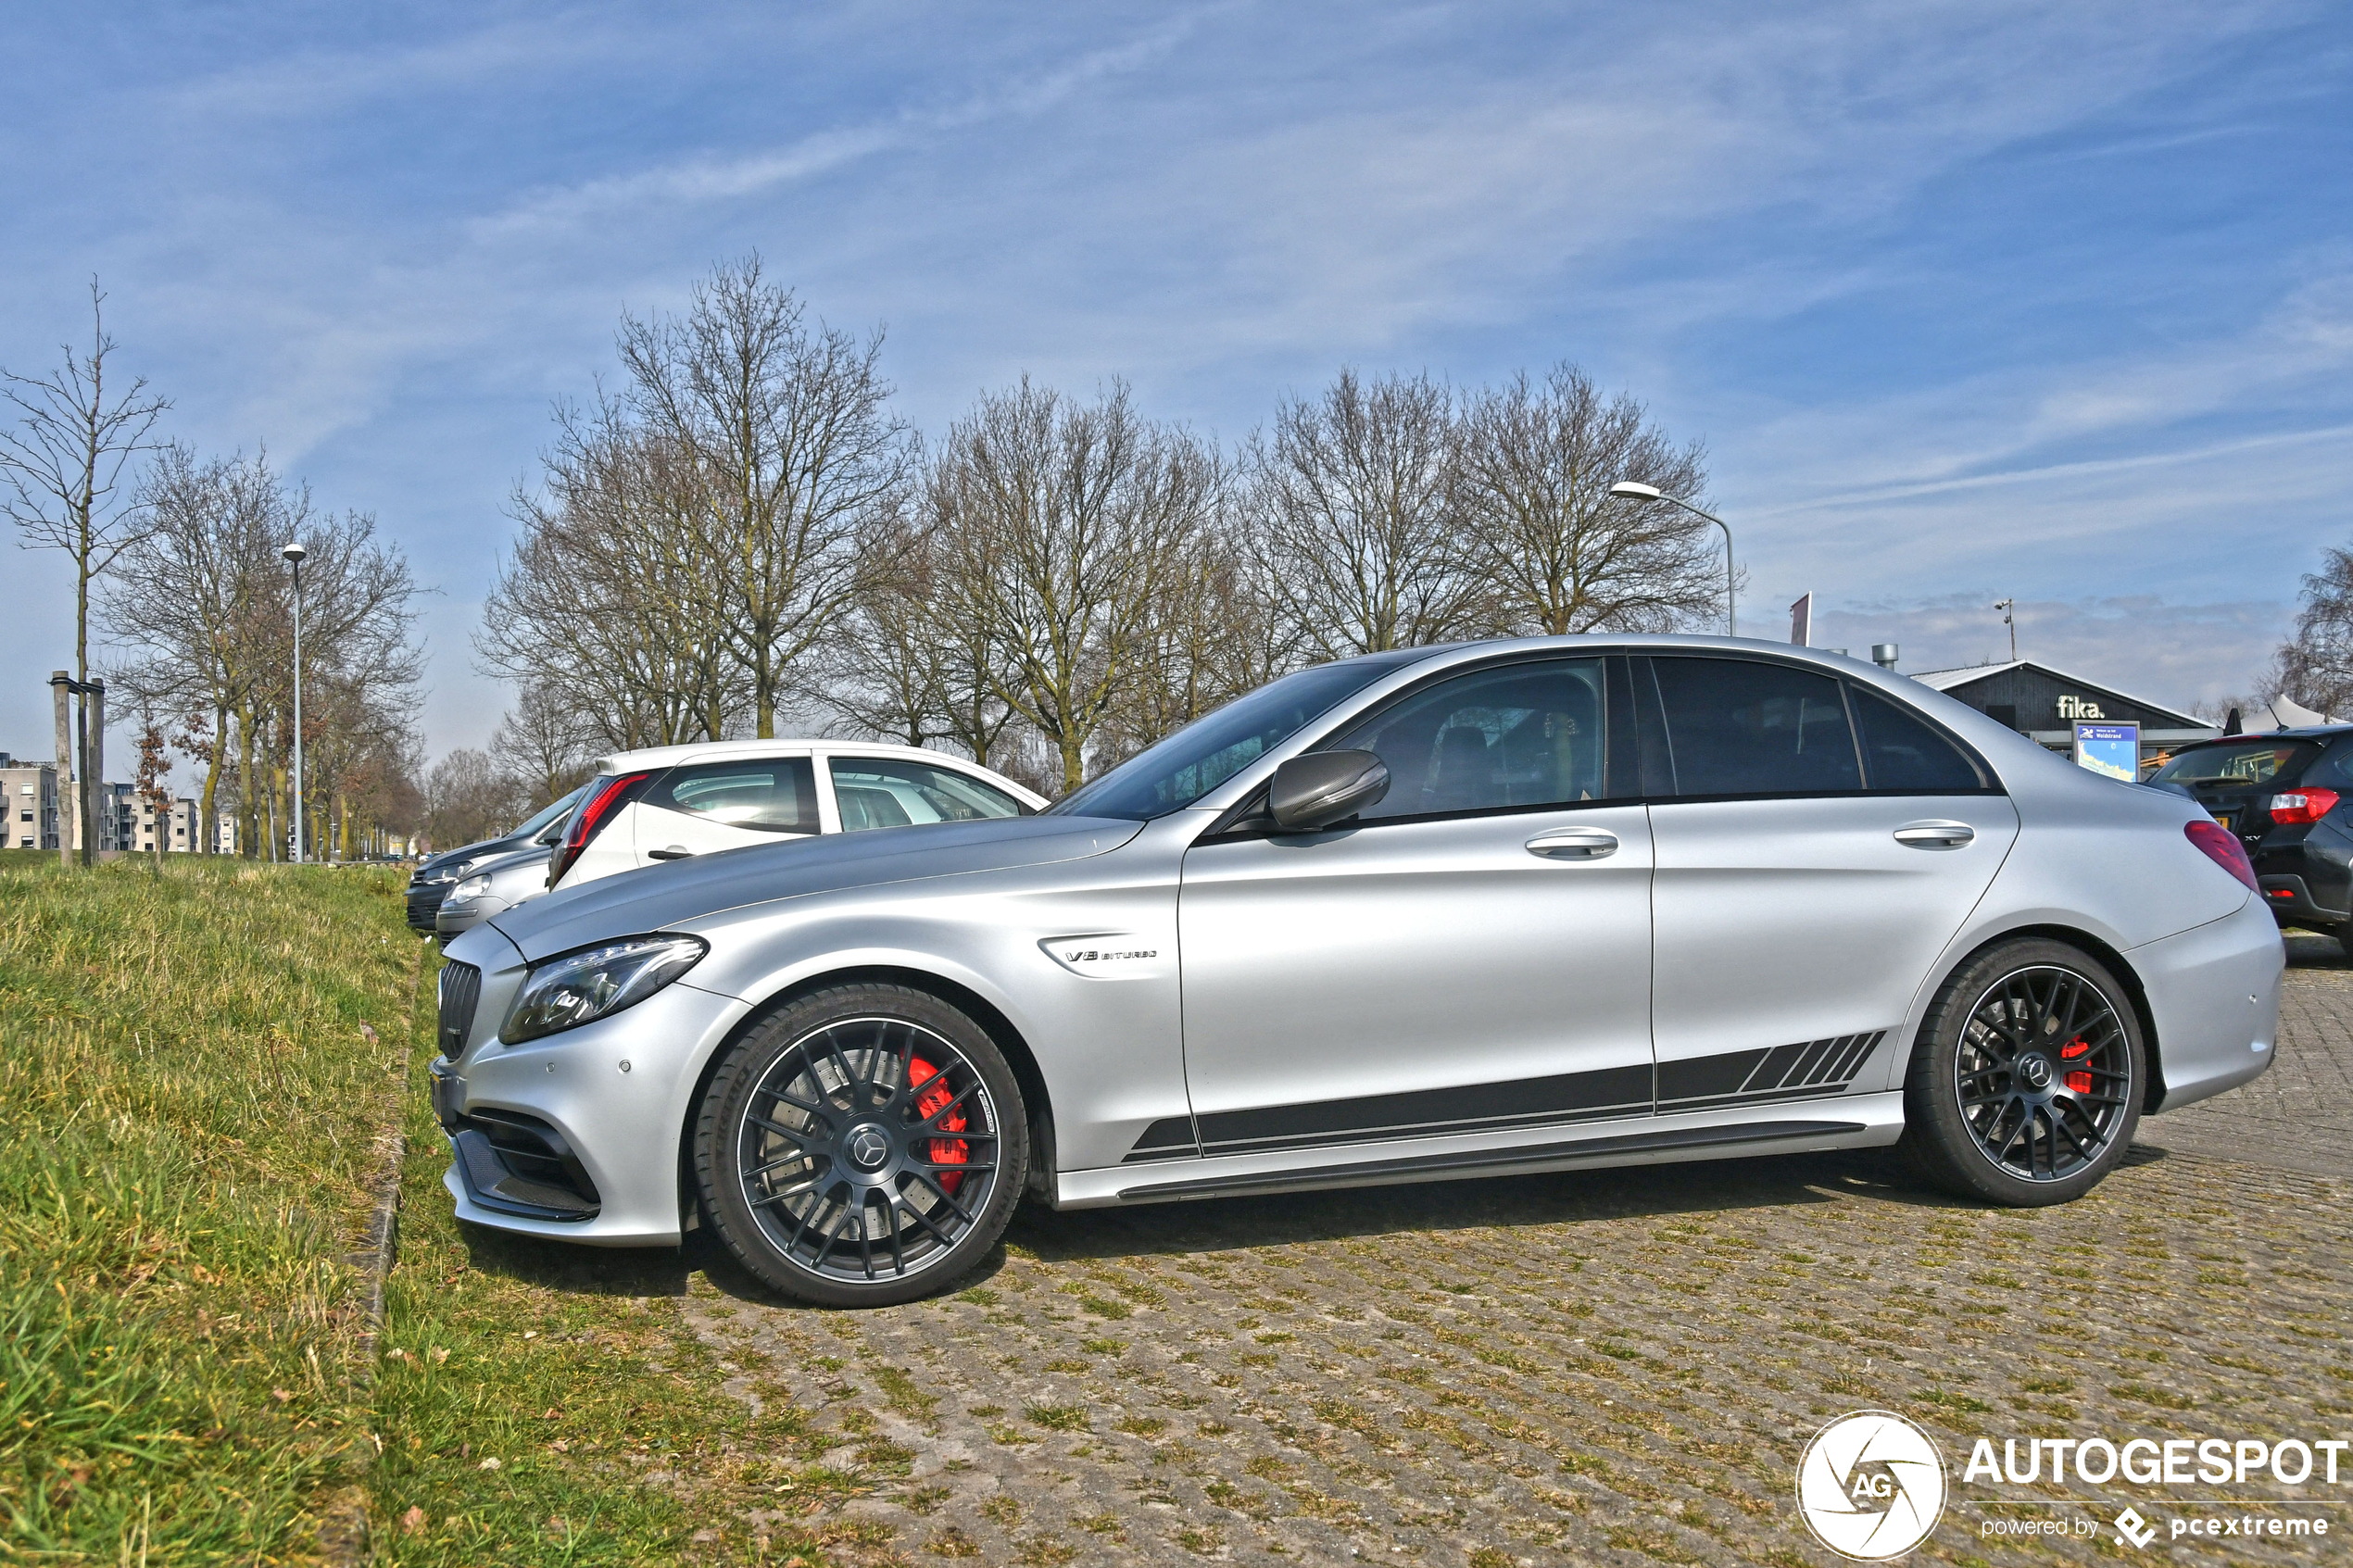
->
[50,671,73,870]
[86,680,105,860]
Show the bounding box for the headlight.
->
[499,935,708,1044]
[429,857,483,885]
[450,873,493,900]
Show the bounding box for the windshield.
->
[2149,740,2320,789]
[516,785,588,841]
[1049,652,1435,821]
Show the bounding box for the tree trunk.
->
[199,708,226,856]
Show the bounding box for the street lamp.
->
[1992,599,2018,662]
[1608,481,1737,637]
[283,540,307,864]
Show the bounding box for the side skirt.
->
[1063,1094,1905,1209]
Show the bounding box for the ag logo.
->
[1795,1411,1946,1560]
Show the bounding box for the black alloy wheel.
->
[697,983,1027,1307]
[1902,938,2144,1207]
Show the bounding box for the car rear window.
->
[2148,741,2320,789]
[1849,686,1988,791]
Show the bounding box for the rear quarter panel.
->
[1846,679,2256,1094]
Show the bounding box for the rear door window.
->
[645,758,820,834]
[1648,657,1861,797]
[2305,743,2353,789]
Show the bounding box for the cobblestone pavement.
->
[670,939,2353,1567]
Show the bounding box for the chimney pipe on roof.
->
[1871,644,1899,670]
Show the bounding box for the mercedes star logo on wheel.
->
[848,1125,891,1171]
[2019,1055,2052,1090]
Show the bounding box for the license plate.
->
[2208,809,2234,833]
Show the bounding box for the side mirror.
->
[1267,750,1390,833]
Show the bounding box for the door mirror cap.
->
[1267,750,1390,833]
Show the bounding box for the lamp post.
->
[283,541,307,864]
[1608,482,1736,637]
[1993,599,2017,662]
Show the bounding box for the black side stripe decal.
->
[1118,1032,1894,1164]
[1123,1116,1201,1163]
[1655,1031,1887,1112]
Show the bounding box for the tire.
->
[695,982,1028,1308]
[1900,938,2145,1207]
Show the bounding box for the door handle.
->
[648,846,694,860]
[1894,821,1975,850]
[1526,826,1618,859]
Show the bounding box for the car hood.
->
[467,843,553,881]
[489,814,1143,960]
[417,833,531,880]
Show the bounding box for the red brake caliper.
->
[2060,1037,2092,1096]
[909,1056,970,1195]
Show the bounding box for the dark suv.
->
[2147,728,2353,951]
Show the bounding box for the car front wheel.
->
[695,983,1028,1307]
[1901,938,2145,1207]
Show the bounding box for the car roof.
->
[2179,727,2353,746]
[588,737,1049,803]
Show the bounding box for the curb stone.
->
[317,1124,407,1566]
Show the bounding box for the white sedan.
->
[546,740,1047,890]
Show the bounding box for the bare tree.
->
[490,679,597,809]
[107,445,283,849]
[818,510,1024,767]
[1456,364,1718,634]
[423,747,519,850]
[2273,545,2353,720]
[1243,369,1482,659]
[481,402,744,749]
[932,379,1219,794]
[1,281,170,863]
[620,255,912,737]
[1097,519,1299,769]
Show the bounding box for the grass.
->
[0,854,416,1560]
[0,854,843,1565]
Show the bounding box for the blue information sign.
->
[2073,721,2141,782]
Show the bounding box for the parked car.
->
[434,843,554,942]
[404,786,586,935]
[543,741,1047,891]
[434,636,2280,1308]
[2145,726,2353,953]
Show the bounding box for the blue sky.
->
[5,1,2349,773]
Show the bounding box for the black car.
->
[404,786,586,935]
[2147,727,2353,951]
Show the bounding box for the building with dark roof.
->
[1910,659,2218,762]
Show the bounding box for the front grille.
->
[406,881,451,932]
[436,961,482,1057]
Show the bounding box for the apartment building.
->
[0,756,60,849]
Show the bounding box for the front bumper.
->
[406,880,451,934]
[431,978,753,1247]
[434,895,510,940]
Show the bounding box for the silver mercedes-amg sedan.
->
[432,636,2281,1307]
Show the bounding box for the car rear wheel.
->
[695,983,1027,1308]
[1901,938,2144,1207]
